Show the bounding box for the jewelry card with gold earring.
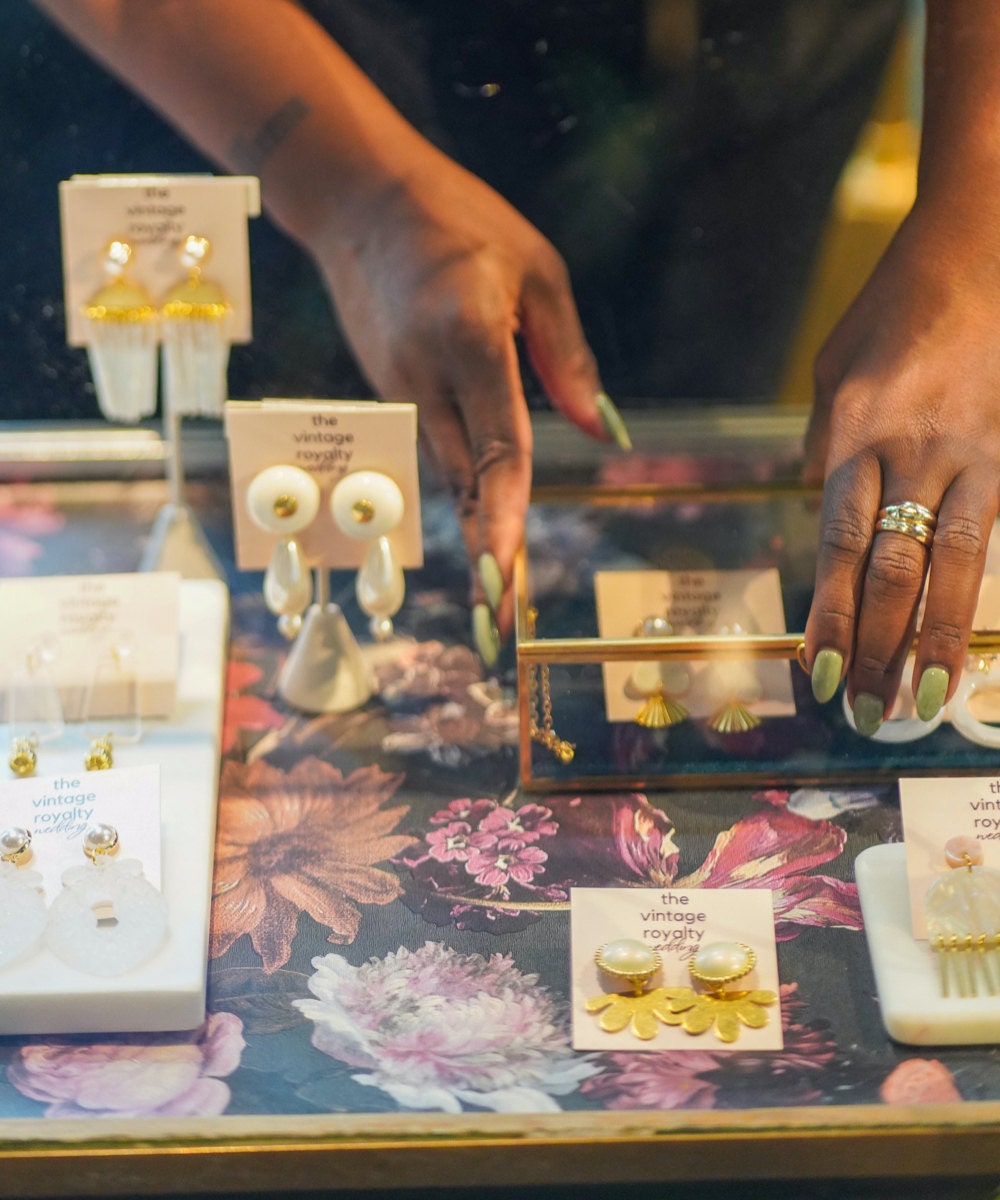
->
[59,175,259,421]
[593,568,795,729]
[571,885,782,1052]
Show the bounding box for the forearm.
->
[919,1,1000,219]
[33,0,436,246]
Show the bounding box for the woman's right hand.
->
[306,145,619,659]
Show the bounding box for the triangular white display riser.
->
[278,603,373,713]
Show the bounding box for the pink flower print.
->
[429,798,496,827]
[297,943,597,1112]
[7,1013,245,1118]
[466,838,548,892]
[582,1051,721,1110]
[426,822,475,864]
[478,804,558,845]
[0,485,65,575]
[880,1059,962,1104]
[675,809,862,938]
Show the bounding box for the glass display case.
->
[516,478,1000,790]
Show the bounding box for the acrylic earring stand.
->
[277,567,373,713]
[138,404,226,582]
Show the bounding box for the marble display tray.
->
[0,579,227,1034]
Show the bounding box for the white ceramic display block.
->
[0,579,227,1035]
[856,843,1000,1046]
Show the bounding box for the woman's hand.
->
[308,147,617,659]
[31,1,624,663]
[803,202,1000,733]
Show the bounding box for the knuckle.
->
[819,513,871,563]
[447,476,478,522]
[866,543,925,594]
[854,651,895,679]
[530,241,571,292]
[810,605,855,639]
[442,303,499,357]
[935,515,987,563]
[812,347,840,404]
[921,619,967,658]
[470,432,530,477]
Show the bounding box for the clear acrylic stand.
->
[278,568,373,713]
[139,410,225,581]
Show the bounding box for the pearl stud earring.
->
[246,464,321,639]
[330,470,406,641]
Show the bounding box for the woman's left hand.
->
[803,201,1000,734]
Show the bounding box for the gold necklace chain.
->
[526,606,575,763]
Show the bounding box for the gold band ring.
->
[874,515,935,547]
[877,501,938,529]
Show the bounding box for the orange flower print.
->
[221,661,285,757]
[211,758,413,972]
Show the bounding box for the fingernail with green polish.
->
[915,666,949,722]
[596,392,633,452]
[478,552,504,612]
[472,602,500,668]
[853,693,885,737]
[811,648,844,704]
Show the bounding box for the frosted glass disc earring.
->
[331,470,406,641]
[83,239,158,422]
[0,827,47,969]
[46,823,168,976]
[246,464,320,639]
[161,234,233,416]
[925,836,1000,998]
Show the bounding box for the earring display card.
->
[0,764,161,895]
[593,568,795,722]
[0,578,227,1035]
[0,571,180,719]
[59,174,260,346]
[570,886,782,1052]
[225,399,423,570]
[898,776,1000,939]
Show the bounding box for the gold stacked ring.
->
[875,501,938,548]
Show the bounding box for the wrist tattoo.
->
[229,97,310,174]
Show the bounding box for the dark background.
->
[2,0,904,420]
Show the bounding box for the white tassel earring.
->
[161,234,233,416]
[82,239,158,423]
[246,464,320,639]
[330,470,406,641]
